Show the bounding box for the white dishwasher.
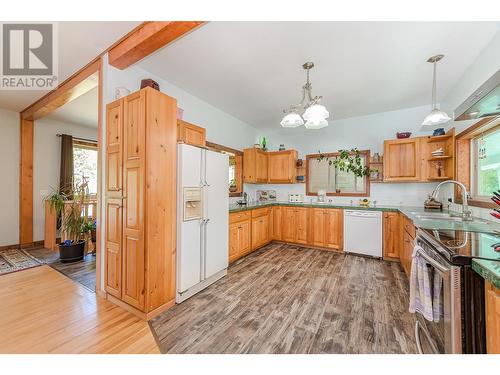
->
[343,210,382,258]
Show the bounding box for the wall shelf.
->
[427,134,452,143]
[428,155,453,161]
[427,176,452,181]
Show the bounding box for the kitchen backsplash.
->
[242,182,455,207]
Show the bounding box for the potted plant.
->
[317,148,371,178]
[45,179,90,263]
[229,178,237,193]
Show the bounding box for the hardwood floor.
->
[150,243,417,354]
[0,265,159,353]
[26,247,96,291]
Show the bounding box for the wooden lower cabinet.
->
[252,214,270,249]
[485,281,500,354]
[309,208,343,250]
[401,225,414,277]
[272,206,282,240]
[229,219,251,263]
[383,212,401,260]
[295,208,308,245]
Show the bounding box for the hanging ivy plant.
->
[317,148,371,177]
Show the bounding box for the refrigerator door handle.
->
[200,219,206,281]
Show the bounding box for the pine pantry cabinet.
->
[104,87,177,320]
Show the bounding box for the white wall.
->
[0,108,20,246]
[244,105,445,207]
[443,30,500,134]
[33,118,97,241]
[105,64,258,151]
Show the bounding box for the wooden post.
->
[19,117,34,246]
[44,201,57,251]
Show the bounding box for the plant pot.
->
[59,240,85,263]
[229,186,237,193]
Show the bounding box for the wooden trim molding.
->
[108,21,205,69]
[455,117,500,209]
[206,141,243,197]
[306,150,371,197]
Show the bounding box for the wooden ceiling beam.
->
[21,59,100,121]
[108,21,205,70]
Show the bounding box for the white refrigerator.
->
[176,143,229,303]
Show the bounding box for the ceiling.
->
[0,21,140,112]
[138,21,500,130]
[45,86,98,128]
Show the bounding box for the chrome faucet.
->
[431,180,473,221]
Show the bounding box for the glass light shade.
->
[304,118,328,129]
[303,104,329,121]
[422,108,451,126]
[280,112,304,128]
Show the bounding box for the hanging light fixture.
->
[422,54,451,127]
[280,62,330,129]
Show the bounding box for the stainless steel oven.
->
[414,230,463,354]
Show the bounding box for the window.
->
[471,126,500,200]
[206,141,243,197]
[73,141,98,196]
[306,151,370,196]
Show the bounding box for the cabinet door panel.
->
[268,151,296,183]
[239,220,251,256]
[122,91,146,310]
[105,199,122,297]
[229,223,239,263]
[272,207,282,240]
[485,281,500,354]
[384,139,421,181]
[311,209,326,247]
[282,207,296,242]
[325,209,343,250]
[383,212,401,259]
[256,151,269,182]
[295,208,308,244]
[106,100,123,196]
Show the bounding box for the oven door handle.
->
[415,321,440,354]
[414,247,449,274]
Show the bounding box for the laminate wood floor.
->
[150,243,417,354]
[0,265,159,353]
[26,247,96,292]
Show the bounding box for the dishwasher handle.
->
[344,210,380,218]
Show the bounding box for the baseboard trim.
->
[107,294,175,321]
[1,240,45,251]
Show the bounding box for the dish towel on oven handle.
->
[409,244,443,322]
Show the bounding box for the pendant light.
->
[280,62,330,129]
[422,54,451,127]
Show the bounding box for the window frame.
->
[306,150,371,197]
[470,125,500,202]
[72,138,98,199]
[455,117,500,209]
[205,141,244,197]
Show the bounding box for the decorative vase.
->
[59,240,85,263]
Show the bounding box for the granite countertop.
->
[229,200,500,287]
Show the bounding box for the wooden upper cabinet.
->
[383,138,421,182]
[243,148,269,183]
[383,212,401,259]
[268,150,297,183]
[485,281,500,354]
[177,119,206,147]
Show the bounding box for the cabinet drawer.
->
[230,211,251,224]
[252,207,271,218]
[403,215,416,238]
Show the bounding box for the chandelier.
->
[280,62,330,129]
